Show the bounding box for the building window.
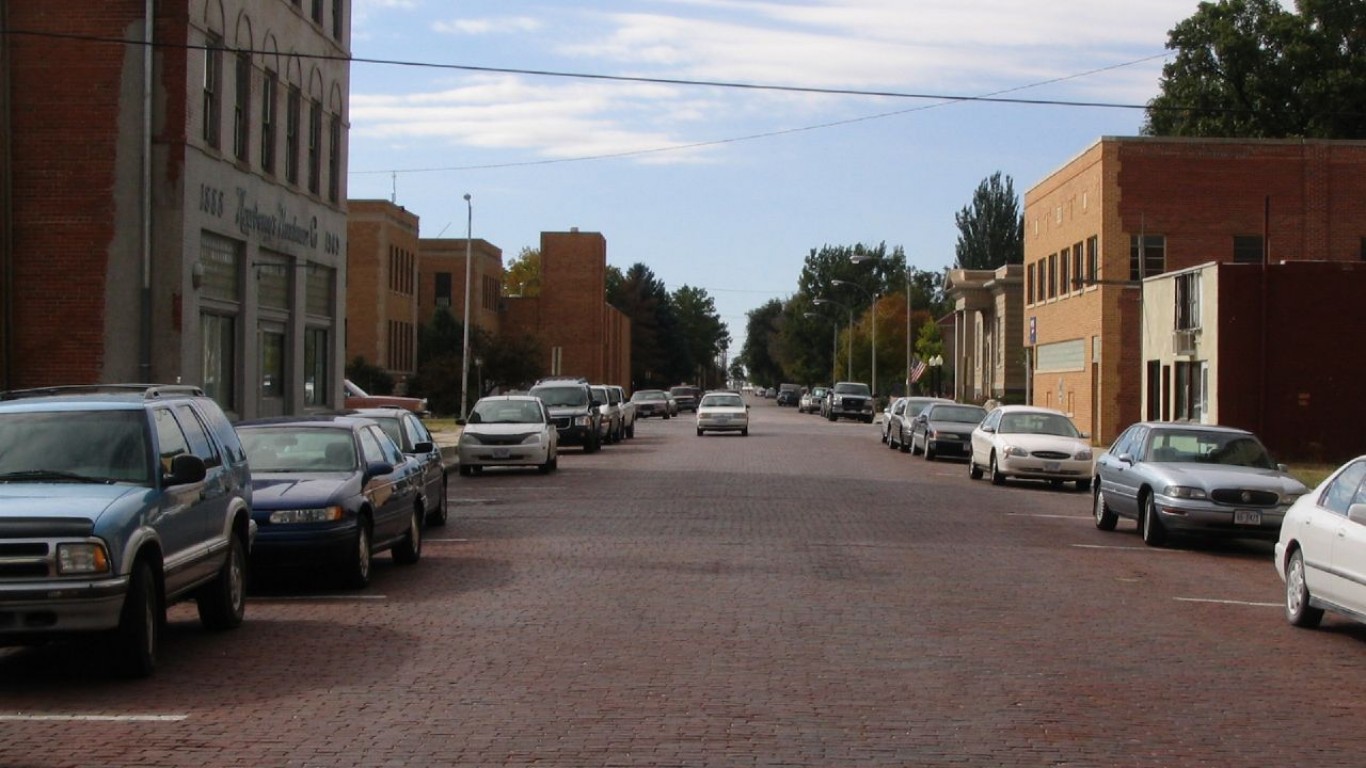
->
[387,320,414,371]
[202,314,237,412]
[260,325,286,400]
[304,327,329,407]
[332,0,344,39]
[1058,249,1070,298]
[285,86,301,184]
[1129,234,1166,282]
[261,71,277,174]
[328,114,341,203]
[1071,243,1083,291]
[435,272,452,308]
[232,51,251,162]
[308,100,322,195]
[202,35,223,148]
[1086,236,1099,283]
[1047,254,1057,299]
[1174,360,1208,423]
[1234,235,1264,264]
[1175,272,1201,331]
[1025,263,1035,305]
[311,0,324,24]
[256,254,291,311]
[1360,237,1366,261]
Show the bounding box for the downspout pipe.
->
[140,0,153,381]
[2,0,14,389]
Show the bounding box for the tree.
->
[1144,0,1366,138]
[344,356,395,395]
[739,299,785,388]
[409,309,465,415]
[671,285,731,389]
[608,263,676,389]
[503,247,541,297]
[953,173,1023,270]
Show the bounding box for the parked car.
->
[457,395,558,475]
[0,384,253,677]
[968,405,1093,490]
[696,391,749,436]
[346,407,449,526]
[343,378,429,416]
[665,392,680,416]
[881,397,907,443]
[909,402,988,459]
[591,385,624,444]
[1093,422,1307,546]
[805,386,829,415]
[610,385,636,438]
[236,415,425,589]
[823,381,875,423]
[631,389,672,419]
[775,383,801,407]
[888,397,954,451]
[1276,456,1366,628]
[529,377,602,452]
[669,385,702,413]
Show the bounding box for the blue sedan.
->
[236,415,425,588]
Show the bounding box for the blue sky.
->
[345,0,1206,355]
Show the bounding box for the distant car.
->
[823,381,874,423]
[1276,456,1366,629]
[888,397,954,450]
[529,378,602,452]
[457,395,558,475]
[881,397,907,443]
[591,385,623,444]
[775,384,801,407]
[347,407,449,527]
[798,391,814,413]
[1093,422,1308,546]
[669,385,702,413]
[343,378,429,416]
[805,386,829,415]
[909,402,988,460]
[236,415,425,589]
[696,391,749,436]
[968,405,1093,491]
[631,389,672,419]
[610,385,636,438]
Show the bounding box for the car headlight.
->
[459,432,479,445]
[1281,493,1303,505]
[1003,444,1029,458]
[269,506,344,524]
[1073,449,1093,461]
[521,432,544,445]
[56,542,110,575]
[1164,485,1207,500]
[573,415,591,426]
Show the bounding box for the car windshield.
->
[0,410,151,484]
[834,383,870,395]
[670,387,698,397]
[532,386,588,407]
[469,400,544,424]
[632,390,665,401]
[930,405,987,424]
[701,394,744,409]
[1146,430,1275,468]
[998,412,1080,437]
[240,427,357,472]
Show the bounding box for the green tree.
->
[476,330,545,395]
[344,356,395,395]
[1144,0,1366,138]
[671,285,731,389]
[503,247,541,297]
[738,299,785,388]
[409,309,465,415]
[953,173,1023,270]
[608,263,675,389]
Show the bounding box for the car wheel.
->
[696,427,704,436]
[899,432,911,454]
[458,464,472,477]
[627,422,635,438]
[344,519,373,588]
[539,452,553,474]
[924,442,936,461]
[112,558,160,678]
[586,432,600,453]
[1075,478,1092,492]
[968,455,983,480]
[989,453,1006,485]
[663,413,670,420]
[741,427,749,436]
[909,432,920,455]
[1285,549,1324,628]
[1140,493,1167,547]
[880,428,888,444]
[427,478,449,527]
[196,529,246,631]
[392,507,422,565]
[826,413,836,422]
[1093,486,1118,531]
[887,431,897,450]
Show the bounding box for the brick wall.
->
[346,200,419,379]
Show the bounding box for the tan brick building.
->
[418,237,504,335]
[346,200,419,385]
[1024,137,1366,445]
[0,1,350,419]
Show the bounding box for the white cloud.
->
[432,16,543,35]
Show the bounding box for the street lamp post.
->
[813,297,853,381]
[929,354,944,397]
[460,193,473,420]
[904,268,916,396]
[832,279,878,395]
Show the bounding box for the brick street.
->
[3,399,1365,767]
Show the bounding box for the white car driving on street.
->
[696,391,749,436]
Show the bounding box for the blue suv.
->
[0,385,253,677]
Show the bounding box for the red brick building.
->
[346,200,420,386]
[1023,137,1366,448]
[0,1,350,419]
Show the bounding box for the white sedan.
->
[1276,456,1366,628]
[967,405,1093,491]
[696,392,749,436]
[457,395,558,475]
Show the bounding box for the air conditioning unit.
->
[1173,329,1198,356]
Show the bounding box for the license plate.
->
[1043,461,1061,472]
[1234,509,1261,526]
[492,448,510,459]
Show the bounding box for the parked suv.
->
[530,378,603,452]
[0,384,254,677]
[823,381,875,423]
[669,385,702,413]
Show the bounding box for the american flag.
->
[909,358,927,383]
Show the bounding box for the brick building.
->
[1023,137,1366,445]
[346,200,419,385]
[417,236,504,336]
[0,1,350,419]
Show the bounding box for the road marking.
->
[0,714,188,722]
[1010,513,1090,520]
[1175,597,1280,608]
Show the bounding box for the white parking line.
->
[1175,597,1280,608]
[0,714,188,722]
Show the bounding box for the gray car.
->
[909,402,987,460]
[1092,422,1308,546]
[886,396,953,451]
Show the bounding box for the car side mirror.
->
[1349,503,1366,526]
[164,454,207,486]
[981,425,995,433]
[413,440,434,454]
[1277,463,1289,473]
[1080,432,1091,439]
[1117,453,1135,465]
